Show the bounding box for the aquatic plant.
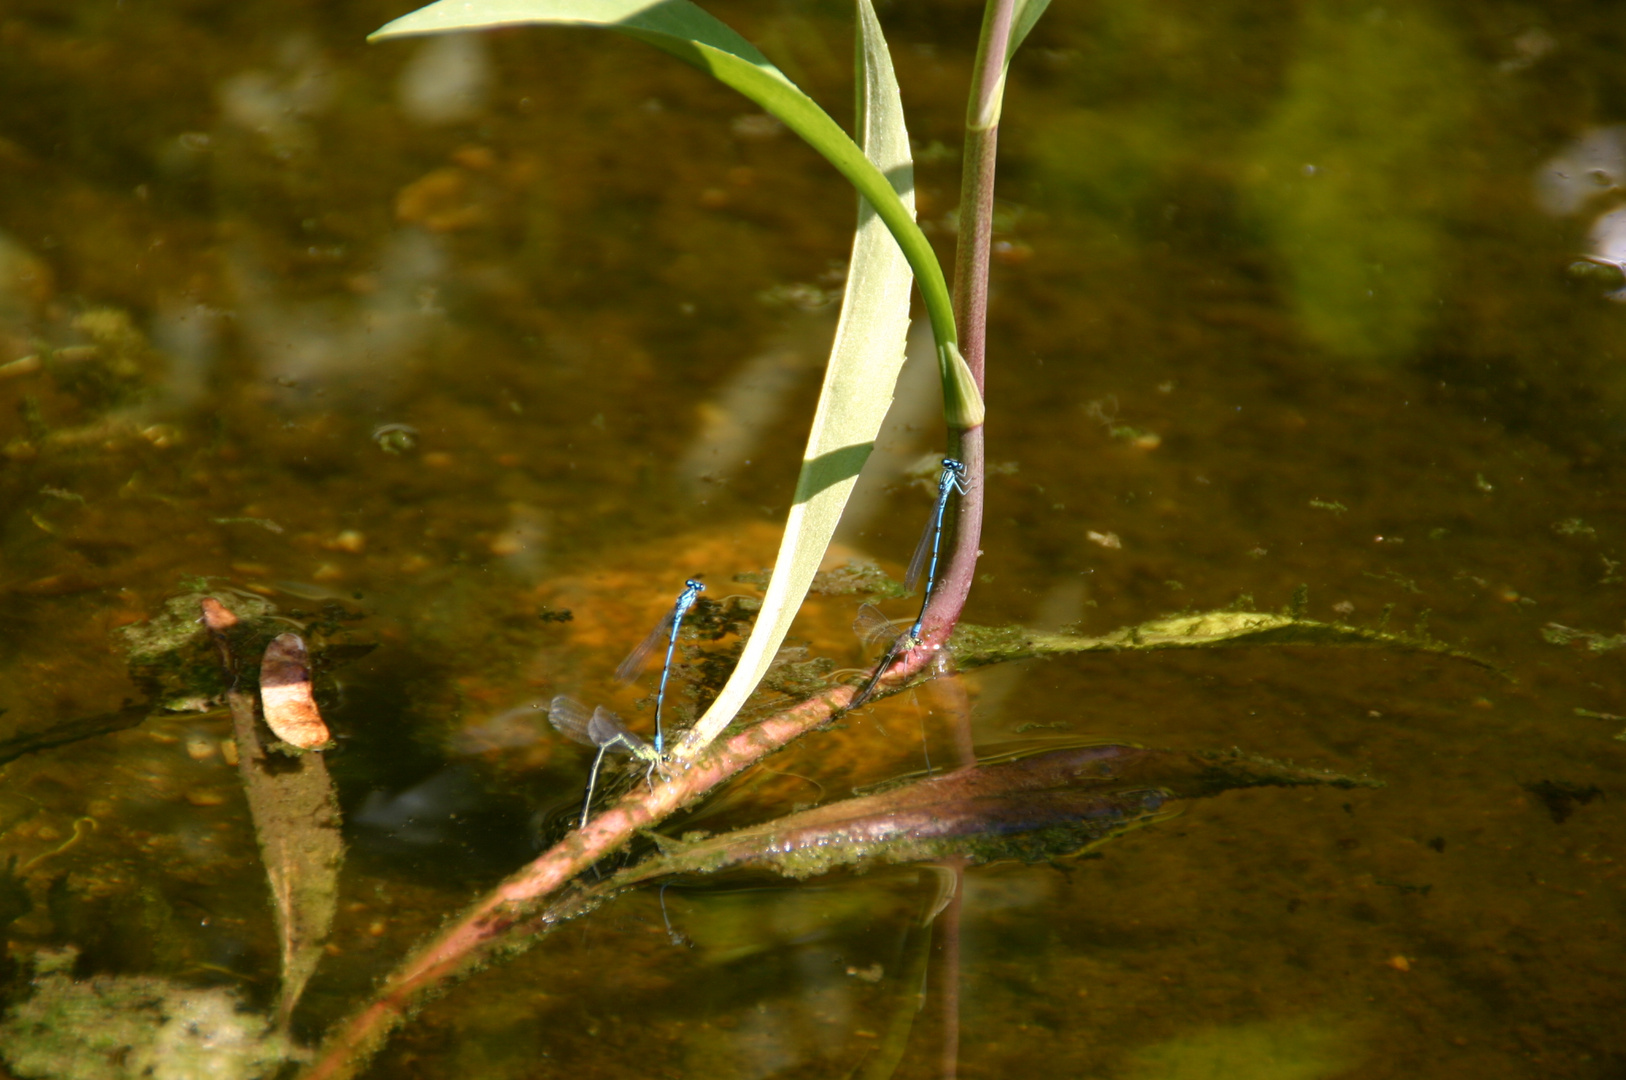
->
[366,0,1017,754]
[0,4,1500,1079]
[282,590,1444,1079]
[287,3,1061,1068]
[257,3,1484,1076]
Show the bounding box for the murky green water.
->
[3,0,1625,1077]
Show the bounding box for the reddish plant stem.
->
[300,683,857,1080]
[870,0,1014,709]
[905,12,1016,1076]
[925,0,1011,648]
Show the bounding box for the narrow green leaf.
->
[370,0,957,356]
[1008,0,1051,65]
[970,0,1050,131]
[948,610,1500,673]
[677,0,916,758]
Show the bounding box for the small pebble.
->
[324,530,366,554]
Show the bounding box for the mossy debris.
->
[0,948,293,1080]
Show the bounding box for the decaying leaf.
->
[227,682,343,1031]
[199,596,239,631]
[202,600,344,1033]
[259,634,331,750]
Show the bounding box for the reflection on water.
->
[1,0,1624,1077]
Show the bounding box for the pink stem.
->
[861,0,1014,707]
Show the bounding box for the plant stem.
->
[869,0,1017,698]
[929,0,1015,633]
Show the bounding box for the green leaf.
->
[947,610,1501,673]
[970,0,1050,132]
[677,0,916,758]
[369,0,957,358]
[1008,0,1052,64]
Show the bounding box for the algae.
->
[116,592,276,712]
[0,949,291,1080]
[1245,1,1474,363]
[1119,1017,1360,1080]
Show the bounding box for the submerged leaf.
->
[947,609,1498,672]
[494,744,1377,979]
[204,601,345,1033]
[228,687,344,1030]
[559,743,1377,901]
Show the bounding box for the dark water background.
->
[2,0,1625,1077]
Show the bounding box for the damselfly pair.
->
[550,579,704,828]
[850,457,968,709]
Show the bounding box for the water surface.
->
[1,1,1623,1077]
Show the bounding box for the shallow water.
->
[1,0,1624,1077]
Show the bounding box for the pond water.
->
[1,0,1624,1077]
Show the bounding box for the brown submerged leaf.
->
[201,601,344,1034]
[534,743,1379,930]
[228,684,343,1031]
[638,743,1377,880]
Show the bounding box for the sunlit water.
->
[1,1,1623,1077]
